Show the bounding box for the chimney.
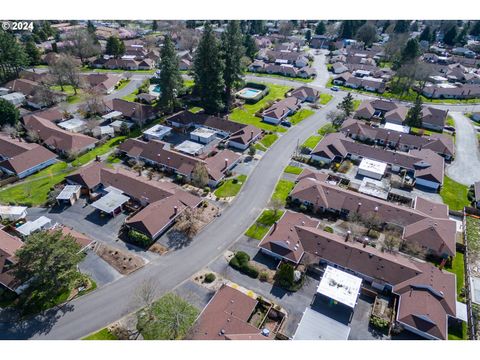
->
[174,206,178,215]
[250,130,254,140]
[346,230,351,242]
[224,158,229,170]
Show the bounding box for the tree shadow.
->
[166,230,192,250]
[0,303,74,339]
[85,209,112,227]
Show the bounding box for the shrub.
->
[232,178,238,184]
[276,263,296,290]
[369,316,389,330]
[229,251,258,278]
[204,273,216,283]
[323,226,334,233]
[128,229,151,247]
[203,186,210,194]
[299,204,307,212]
[259,271,269,282]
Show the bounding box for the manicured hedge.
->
[229,251,259,278]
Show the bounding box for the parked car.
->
[281,121,292,127]
[444,125,455,132]
[331,86,339,91]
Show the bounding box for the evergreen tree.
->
[455,27,468,46]
[193,22,225,114]
[470,21,480,37]
[158,35,183,113]
[14,230,85,312]
[87,20,96,34]
[305,29,312,43]
[443,25,458,46]
[0,30,29,82]
[419,26,431,42]
[249,20,266,35]
[152,20,158,31]
[25,40,41,66]
[337,93,355,118]
[393,20,409,33]
[401,38,420,64]
[405,97,423,127]
[243,34,258,60]
[105,36,125,58]
[0,98,20,127]
[315,21,326,35]
[340,20,354,39]
[221,21,244,111]
[186,20,196,29]
[382,20,391,33]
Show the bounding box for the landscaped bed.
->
[95,243,145,275]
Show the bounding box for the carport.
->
[91,191,130,217]
[293,307,351,340]
[56,185,82,206]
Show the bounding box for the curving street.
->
[446,112,480,185]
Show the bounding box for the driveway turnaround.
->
[446,112,480,185]
[0,98,341,340]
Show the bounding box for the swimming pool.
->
[153,85,161,93]
[236,87,263,101]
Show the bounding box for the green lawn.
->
[448,321,468,340]
[440,176,470,211]
[115,79,131,91]
[353,99,361,110]
[245,209,285,240]
[318,123,337,136]
[302,135,322,149]
[83,328,118,340]
[72,136,126,167]
[50,85,84,104]
[289,109,314,125]
[122,88,140,102]
[319,94,333,105]
[446,252,465,302]
[188,106,203,114]
[214,174,247,198]
[184,79,195,89]
[284,165,303,175]
[229,83,291,133]
[446,115,455,127]
[245,71,313,83]
[80,66,155,75]
[260,133,278,148]
[271,179,295,204]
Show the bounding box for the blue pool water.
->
[240,88,262,98]
[153,85,161,93]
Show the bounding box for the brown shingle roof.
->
[189,285,264,340]
[0,145,56,175]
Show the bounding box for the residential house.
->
[340,118,454,160]
[189,284,271,340]
[262,97,301,125]
[228,125,262,150]
[288,173,455,257]
[289,86,320,103]
[5,79,65,109]
[81,73,122,94]
[0,132,57,179]
[22,114,98,155]
[105,98,156,124]
[0,228,24,291]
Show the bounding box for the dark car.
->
[331,86,339,91]
[444,125,455,132]
[281,121,292,127]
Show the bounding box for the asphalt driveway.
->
[446,112,480,185]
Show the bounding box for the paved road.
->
[0,98,340,340]
[446,112,480,185]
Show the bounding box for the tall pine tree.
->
[193,22,225,114]
[405,97,423,127]
[221,21,244,111]
[158,35,183,114]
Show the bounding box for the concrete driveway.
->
[78,251,123,287]
[446,112,480,185]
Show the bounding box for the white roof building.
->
[383,122,410,134]
[16,216,53,237]
[174,140,204,156]
[143,124,172,141]
[358,158,387,180]
[317,266,362,309]
[0,206,28,221]
[57,118,86,133]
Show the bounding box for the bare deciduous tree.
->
[383,232,401,253]
[191,163,209,188]
[174,208,202,239]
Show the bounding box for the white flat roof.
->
[358,177,390,200]
[110,120,133,128]
[0,205,28,216]
[102,111,123,120]
[17,216,52,236]
[293,307,351,340]
[174,140,204,155]
[91,191,129,214]
[358,158,387,175]
[317,266,362,309]
[384,122,410,134]
[56,185,81,200]
[190,127,217,138]
[58,118,85,130]
[143,124,172,138]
